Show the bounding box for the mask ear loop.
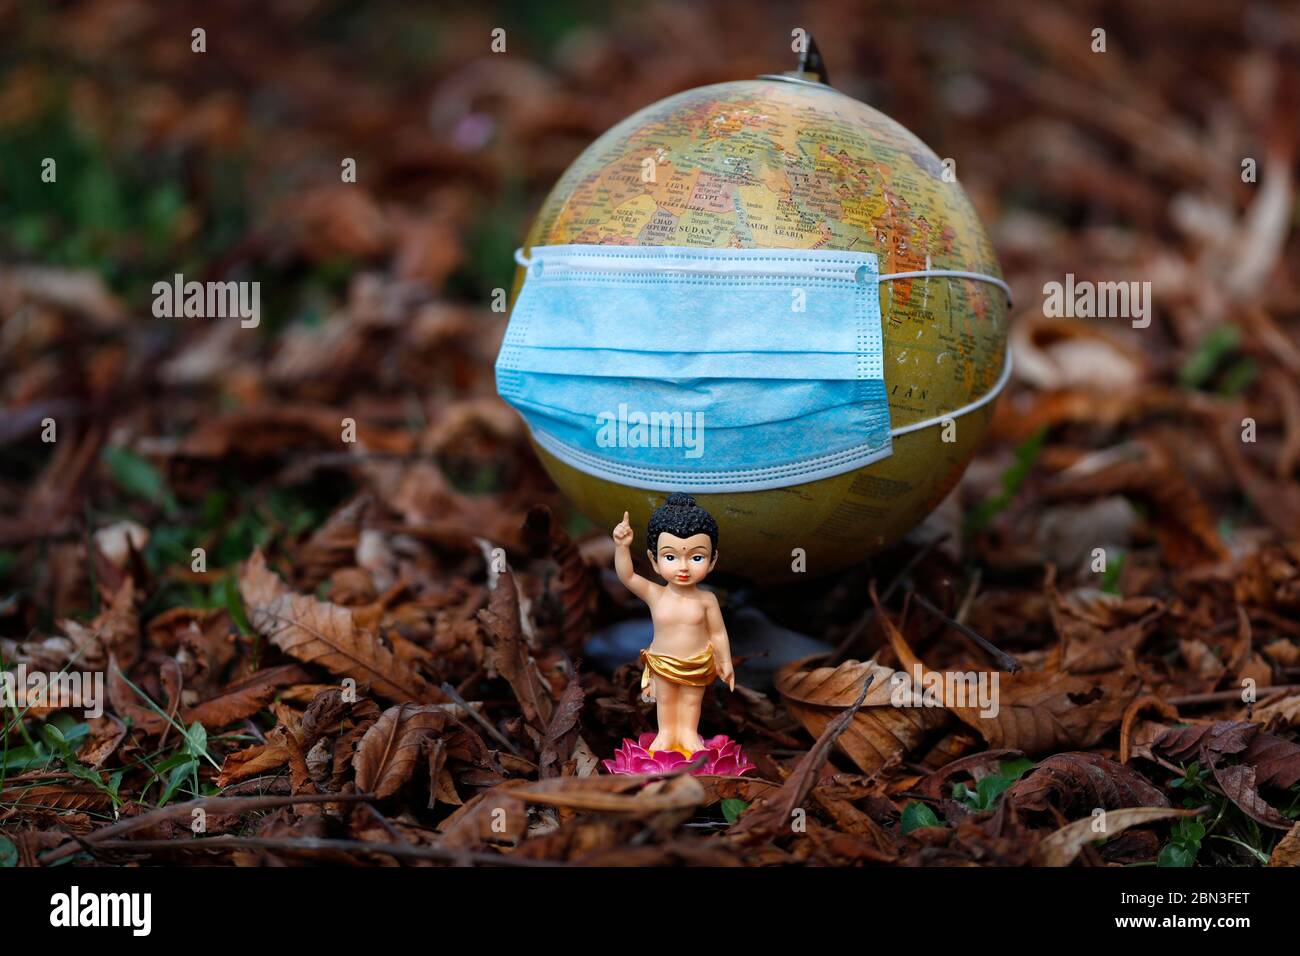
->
[877,269,1013,307]
[888,347,1013,437]
[875,269,1015,437]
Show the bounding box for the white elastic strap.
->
[514,247,532,267]
[878,269,1014,307]
[890,346,1012,437]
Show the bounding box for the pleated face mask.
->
[495,244,1011,494]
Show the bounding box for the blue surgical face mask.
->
[496,244,1011,493]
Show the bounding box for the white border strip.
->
[528,346,1011,493]
[515,244,877,281]
[531,426,895,494]
[516,247,1013,304]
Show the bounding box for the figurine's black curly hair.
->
[646,493,718,554]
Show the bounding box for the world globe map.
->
[512,77,1010,581]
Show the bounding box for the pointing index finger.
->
[622,511,629,524]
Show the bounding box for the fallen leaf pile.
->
[2,1,1300,867]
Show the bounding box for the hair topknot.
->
[647,492,718,554]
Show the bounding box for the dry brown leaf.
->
[522,504,596,652]
[1211,762,1292,830]
[810,789,900,860]
[539,672,584,777]
[962,669,1135,754]
[426,737,461,809]
[276,723,320,809]
[56,578,140,672]
[0,783,113,814]
[1035,806,1205,866]
[106,653,169,736]
[875,591,1138,754]
[1007,752,1169,814]
[297,494,371,590]
[1179,637,1226,683]
[915,729,983,771]
[1155,720,1300,789]
[732,671,875,839]
[1011,316,1145,392]
[1120,695,1179,763]
[1269,822,1300,866]
[436,782,530,850]
[183,664,310,729]
[217,742,290,787]
[76,715,128,770]
[353,703,450,798]
[1048,583,1163,674]
[176,405,414,459]
[239,550,438,704]
[1251,692,1300,727]
[477,568,553,728]
[1154,720,1300,828]
[774,656,948,774]
[1211,405,1300,539]
[1043,443,1226,567]
[1262,639,1300,667]
[695,776,780,808]
[511,772,705,816]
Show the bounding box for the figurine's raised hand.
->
[612,510,651,600]
[612,511,633,548]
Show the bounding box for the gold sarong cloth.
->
[640,646,716,694]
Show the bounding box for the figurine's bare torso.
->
[644,585,711,658]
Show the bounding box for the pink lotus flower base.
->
[603,733,755,776]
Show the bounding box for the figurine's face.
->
[649,532,716,586]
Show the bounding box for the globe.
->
[510,77,1009,581]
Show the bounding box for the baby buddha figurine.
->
[603,494,752,775]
